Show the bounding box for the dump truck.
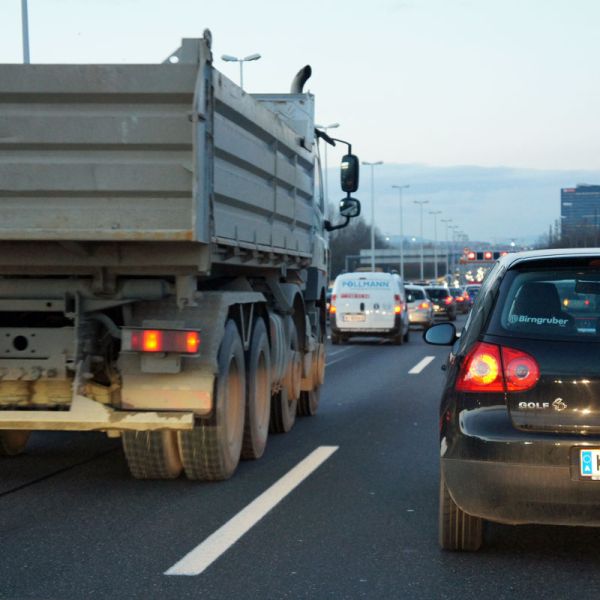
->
[0,31,360,480]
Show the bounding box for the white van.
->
[329,272,410,344]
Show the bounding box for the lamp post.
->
[221,53,261,90]
[441,218,452,279]
[362,160,383,271]
[21,0,30,64]
[392,184,409,281]
[315,123,339,206]
[429,210,442,280]
[414,200,429,280]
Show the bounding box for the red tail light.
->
[125,329,201,354]
[444,296,453,305]
[502,347,540,391]
[457,342,503,392]
[329,294,337,314]
[456,296,464,302]
[394,294,402,314]
[456,342,539,393]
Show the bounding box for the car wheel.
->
[403,325,410,343]
[439,469,483,551]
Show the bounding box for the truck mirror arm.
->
[324,217,350,232]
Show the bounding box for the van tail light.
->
[444,296,453,305]
[123,329,201,354]
[419,301,430,309]
[456,342,539,393]
[329,294,337,314]
[394,294,402,314]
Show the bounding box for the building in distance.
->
[561,184,600,241]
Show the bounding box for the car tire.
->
[403,325,410,343]
[439,469,483,551]
[331,332,340,345]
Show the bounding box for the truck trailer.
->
[0,32,360,480]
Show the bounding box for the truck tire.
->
[178,319,246,480]
[0,431,30,456]
[270,322,299,433]
[331,332,340,345]
[241,318,271,460]
[439,469,483,551]
[297,386,320,417]
[122,431,182,479]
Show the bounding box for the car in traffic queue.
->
[405,284,434,329]
[425,286,457,321]
[425,249,600,551]
[449,286,470,314]
[329,272,410,345]
[464,283,481,308]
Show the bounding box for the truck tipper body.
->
[0,33,357,479]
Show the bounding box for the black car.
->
[425,286,457,321]
[426,249,600,551]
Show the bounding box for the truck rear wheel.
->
[178,319,246,480]
[122,431,182,479]
[297,386,320,416]
[0,431,30,456]
[270,322,299,433]
[241,318,271,460]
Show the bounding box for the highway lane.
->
[2,316,600,599]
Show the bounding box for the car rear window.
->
[487,268,600,341]
[425,288,449,300]
[406,288,425,301]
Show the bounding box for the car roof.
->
[501,248,600,269]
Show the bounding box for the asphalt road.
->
[2,315,600,599]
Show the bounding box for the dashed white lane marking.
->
[325,355,353,368]
[327,346,354,358]
[165,446,339,577]
[408,356,435,374]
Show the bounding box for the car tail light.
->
[502,346,540,391]
[394,294,402,314]
[456,296,464,302]
[456,342,504,392]
[124,329,201,354]
[330,294,337,314]
[444,296,453,305]
[419,301,430,309]
[456,342,540,393]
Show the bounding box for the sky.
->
[1,0,600,242]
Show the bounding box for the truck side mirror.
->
[339,197,360,218]
[341,154,359,193]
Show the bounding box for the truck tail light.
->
[123,329,201,354]
[456,342,539,393]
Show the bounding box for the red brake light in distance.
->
[444,296,453,305]
[456,342,540,393]
[484,251,493,260]
[329,294,337,314]
[128,329,201,354]
[456,342,503,392]
[467,251,476,260]
[501,346,540,391]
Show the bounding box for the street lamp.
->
[362,161,384,271]
[441,218,452,278]
[315,123,339,206]
[21,0,30,64]
[392,184,410,281]
[429,210,442,280]
[414,200,429,280]
[221,53,261,90]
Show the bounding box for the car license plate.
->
[343,313,365,322]
[580,449,600,478]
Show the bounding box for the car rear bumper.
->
[443,457,600,526]
[443,405,600,526]
[408,311,432,326]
